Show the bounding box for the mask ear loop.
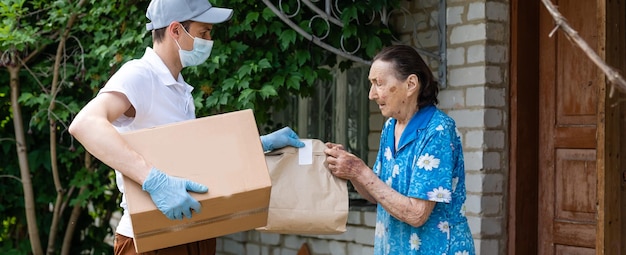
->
[172,23,192,50]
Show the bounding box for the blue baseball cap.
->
[145,0,233,30]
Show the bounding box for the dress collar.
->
[394,104,437,151]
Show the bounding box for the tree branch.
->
[47,1,88,254]
[541,0,626,98]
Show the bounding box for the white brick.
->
[465,172,484,193]
[483,151,502,170]
[483,195,503,215]
[467,44,485,63]
[450,23,486,44]
[486,45,508,63]
[467,215,481,234]
[449,66,486,87]
[466,173,505,193]
[309,239,331,254]
[449,109,485,128]
[486,22,506,41]
[484,130,505,149]
[362,246,375,255]
[465,130,483,149]
[486,173,505,193]
[483,217,502,235]
[466,86,485,107]
[329,240,348,255]
[486,1,509,22]
[466,194,503,216]
[465,194,482,215]
[348,242,374,255]
[468,2,485,21]
[260,245,271,255]
[447,47,466,66]
[354,226,375,245]
[463,151,484,171]
[485,87,506,107]
[476,238,501,255]
[223,239,244,254]
[283,235,303,250]
[363,211,377,227]
[246,243,261,255]
[347,211,362,225]
[330,226,356,242]
[438,89,465,109]
[279,247,299,255]
[447,6,465,25]
[466,217,503,236]
[260,232,281,245]
[485,108,503,128]
[270,247,281,255]
[486,66,503,84]
[227,232,247,242]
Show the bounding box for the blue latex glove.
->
[142,167,208,220]
[260,126,305,151]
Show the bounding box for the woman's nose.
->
[368,86,377,100]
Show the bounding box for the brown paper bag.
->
[256,139,348,235]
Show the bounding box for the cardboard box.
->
[121,109,271,253]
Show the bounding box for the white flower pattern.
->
[384,147,393,161]
[427,186,452,203]
[392,164,400,178]
[417,153,440,171]
[409,233,421,250]
[438,221,450,239]
[452,177,459,192]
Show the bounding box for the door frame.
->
[508,0,540,254]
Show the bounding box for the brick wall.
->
[217,1,511,254]
[442,1,509,254]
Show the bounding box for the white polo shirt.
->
[98,47,195,237]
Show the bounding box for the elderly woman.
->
[325,45,475,254]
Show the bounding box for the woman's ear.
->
[406,74,420,97]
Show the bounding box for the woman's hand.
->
[324,142,368,181]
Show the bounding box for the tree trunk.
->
[47,2,88,254]
[8,65,43,255]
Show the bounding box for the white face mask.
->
[174,26,214,67]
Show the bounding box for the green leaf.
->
[286,75,301,90]
[223,77,238,90]
[259,85,278,99]
[278,29,296,50]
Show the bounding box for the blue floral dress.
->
[372,105,475,255]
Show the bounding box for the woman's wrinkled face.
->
[368,60,409,118]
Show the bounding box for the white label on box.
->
[298,140,313,165]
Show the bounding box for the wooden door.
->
[538,0,599,254]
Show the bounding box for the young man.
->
[68,0,304,254]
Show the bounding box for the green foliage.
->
[0,0,398,254]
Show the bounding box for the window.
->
[271,64,373,205]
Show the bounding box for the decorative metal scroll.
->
[261,0,448,88]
